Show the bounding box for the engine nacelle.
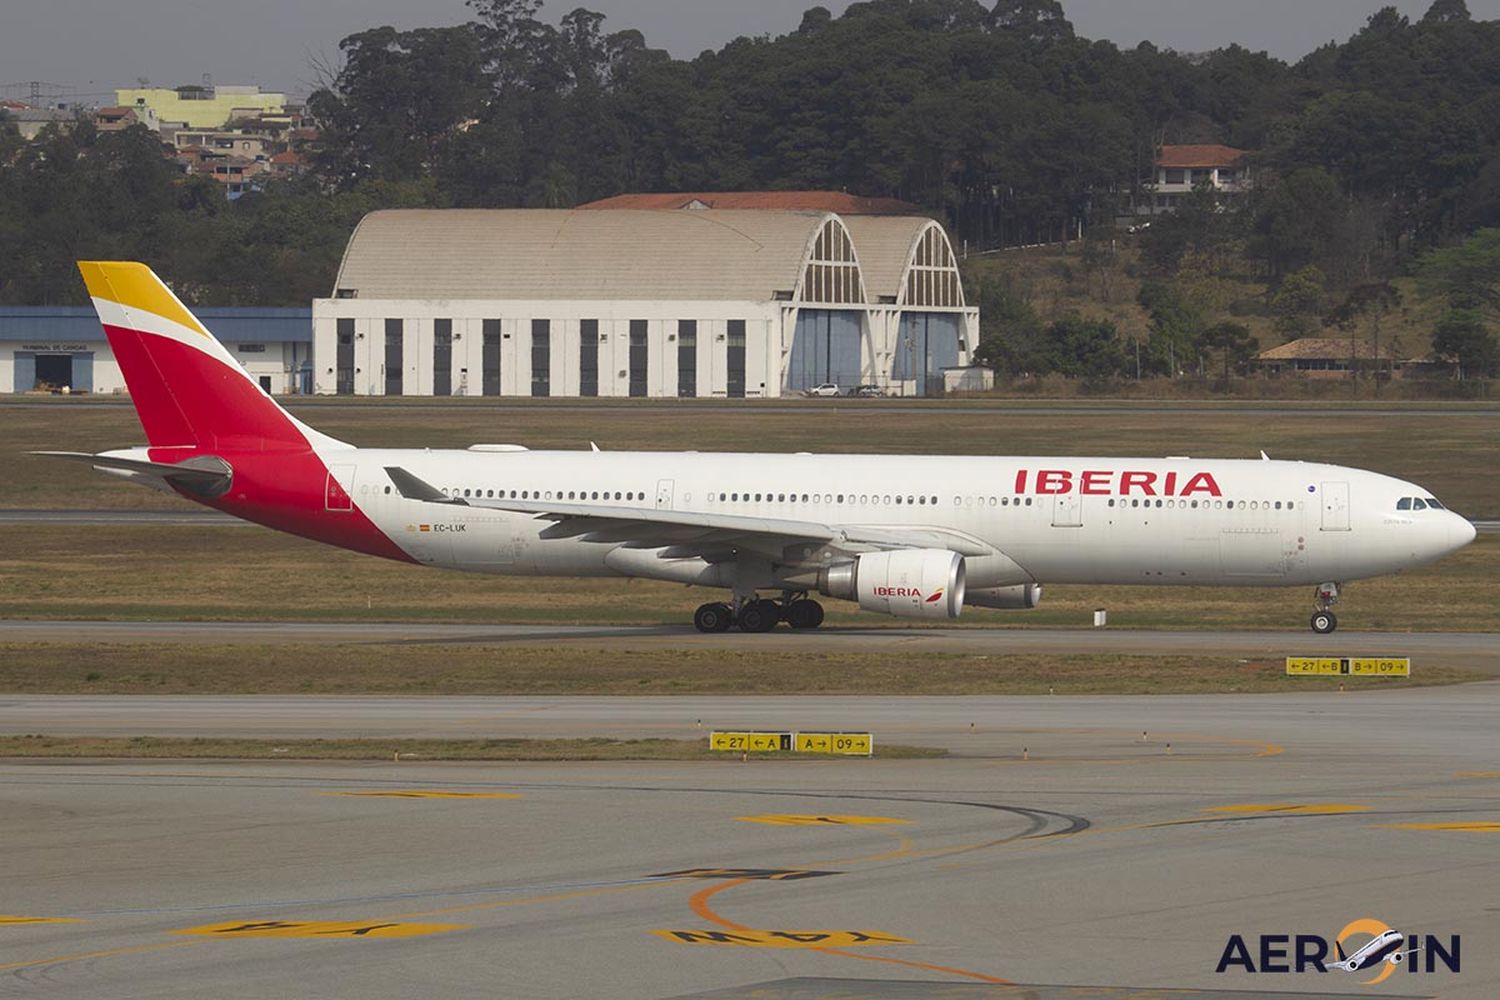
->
[965,583,1043,610]
[818,549,965,619]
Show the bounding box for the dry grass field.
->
[0,643,1474,696]
[0,734,945,760]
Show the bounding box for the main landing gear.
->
[692,593,825,633]
[1310,582,1341,634]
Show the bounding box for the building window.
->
[726,319,746,399]
[482,319,501,396]
[336,318,355,395]
[629,319,647,397]
[433,319,452,396]
[1164,167,1185,184]
[580,319,599,397]
[385,318,404,396]
[237,343,266,353]
[531,318,551,397]
[678,320,697,398]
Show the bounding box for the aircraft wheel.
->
[738,600,781,633]
[785,599,824,629]
[694,602,733,633]
[1310,610,1338,634]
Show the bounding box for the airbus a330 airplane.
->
[44,262,1476,634]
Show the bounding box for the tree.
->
[1270,265,1327,341]
[1432,307,1498,378]
[1137,280,1200,376]
[1422,0,1470,24]
[1248,169,1345,279]
[1197,321,1259,387]
[1416,228,1500,316]
[1041,316,1127,378]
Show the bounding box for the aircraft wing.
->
[384,466,993,561]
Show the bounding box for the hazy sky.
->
[3,0,1498,102]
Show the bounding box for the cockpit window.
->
[1425,497,1445,510]
[1397,498,1412,511]
[1411,498,1427,510]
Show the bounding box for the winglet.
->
[385,467,469,505]
[590,441,601,453]
[1260,450,1271,461]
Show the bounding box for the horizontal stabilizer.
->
[34,451,233,499]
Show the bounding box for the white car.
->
[805,383,841,397]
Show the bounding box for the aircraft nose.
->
[1451,515,1477,551]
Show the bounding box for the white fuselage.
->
[329,450,1472,592]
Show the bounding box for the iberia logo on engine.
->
[872,587,923,598]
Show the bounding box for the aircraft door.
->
[1320,481,1350,531]
[1051,492,1082,528]
[325,465,356,512]
[656,479,675,510]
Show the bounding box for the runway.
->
[3,686,1496,997]
[3,618,1497,670]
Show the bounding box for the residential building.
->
[1140,144,1251,216]
[115,84,286,129]
[1257,338,1406,378]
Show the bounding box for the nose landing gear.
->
[1310,582,1341,634]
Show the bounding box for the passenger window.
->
[837,494,845,503]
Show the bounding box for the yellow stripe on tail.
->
[77,261,210,338]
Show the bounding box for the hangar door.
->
[787,310,862,393]
[893,313,960,397]
[14,351,93,392]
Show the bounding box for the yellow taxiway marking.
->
[322,790,522,799]
[737,814,910,826]
[0,940,202,972]
[1380,821,1500,832]
[1455,771,1500,778]
[655,929,910,947]
[1205,803,1369,815]
[175,919,467,939]
[0,915,84,926]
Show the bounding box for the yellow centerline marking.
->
[322,791,522,799]
[0,940,203,972]
[1379,821,1500,832]
[737,814,910,826]
[1206,803,1369,815]
[0,915,84,926]
[175,920,466,939]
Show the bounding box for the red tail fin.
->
[78,262,333,451]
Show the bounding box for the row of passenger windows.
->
[707,493,946,506]
[1109,498,1305,511]
[371,489,1304,513]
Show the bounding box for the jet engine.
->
[817,549,965,619]
[964,583,1043,610]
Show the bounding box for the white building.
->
[312,208,977,398]
[1,306,312,395]
[1140,144,1251,216]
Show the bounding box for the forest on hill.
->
[1,0,1496,379]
